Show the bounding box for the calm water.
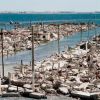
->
[0,13,100,22]
[0,13,99,22]
[0,13,100,29]
[0,95,77,100]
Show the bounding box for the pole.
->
[58,24,60,55]
[8,72,11,87]
[0,71,1,94]
[1,29,4,78]
[94,23,97,37]
[4,23,6,30]
[87,22,90,40]
[30,20,32,28]
[94,14,97,37]
[20,60,23,74]
[80,23,82,42]
[42,22,44,31]
[32,25,35,92]
[57,24,60,70]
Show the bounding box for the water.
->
[0,13,100,29]
[0,13,98,22]
[0,95,77,100]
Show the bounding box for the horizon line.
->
[0,10,100,13]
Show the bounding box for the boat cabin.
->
[77,42,91,50]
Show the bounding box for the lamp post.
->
[0,29,4,78]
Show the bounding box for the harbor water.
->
[0,27,99,64]
[0,95,77,100]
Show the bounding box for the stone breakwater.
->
[0,23,95,57]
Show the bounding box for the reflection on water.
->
[0,95,77,100]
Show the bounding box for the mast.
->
[57,24,60,70]
[32,25,35,92]
[30,20,32,28]
[42,22,44,32]
[0,72,1,95]
[80,23,82,42]
[94,14,97,37]
[57,24,60,55]
[87,22,90,40]
[94,23,97,37]
[0,29,4,78]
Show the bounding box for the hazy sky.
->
[0,0,100,12]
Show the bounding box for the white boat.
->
[20,91,47,99]
[58,87,69,95]
[29,92,47,99]
[1,92,20,97]
[70,90,99,100]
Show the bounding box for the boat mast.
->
[94,14,97,37]
[32,25,35,92]
[0,29,4,78]
[30,20,32,28]
[57,24,60,70]
[80,23,82,42]
[57,24,60,55]
[87,22,90,40]
[42,22,44,32]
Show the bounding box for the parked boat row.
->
[0,23,95,57]
[0,35,100,99]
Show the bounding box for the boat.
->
[11,80,26,87]
[1,92,20,97]
[70,90,100,100]
[57,87,69,95]
[29,92,47,99]
[20,91,31,97]
[20,91,47,99]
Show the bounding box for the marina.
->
[1,34,100,100]
[0,23,98,64]
[0,13,100,100]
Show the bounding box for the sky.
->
[0,0,100,12]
